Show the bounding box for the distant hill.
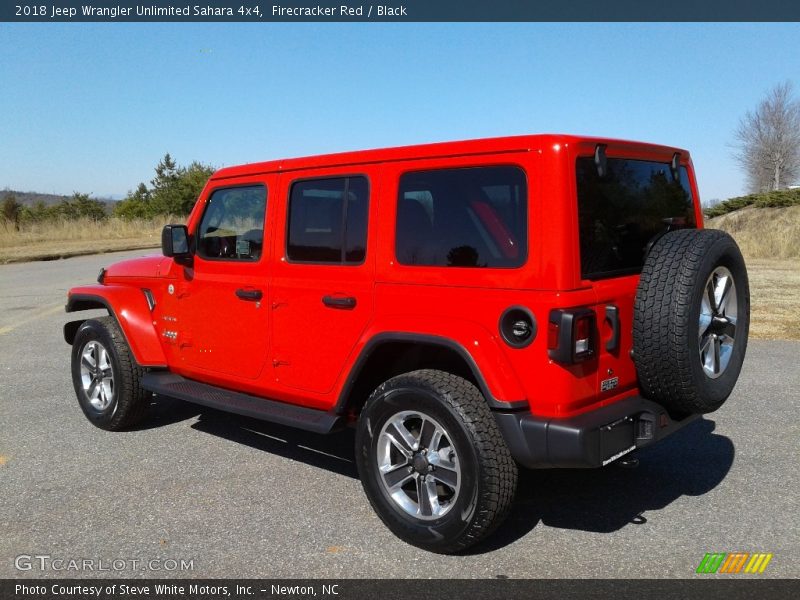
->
[706,205,800,259]
[0,189,118,210]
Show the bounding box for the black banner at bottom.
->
[1,579,799,600]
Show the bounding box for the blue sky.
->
[1,23,799,201]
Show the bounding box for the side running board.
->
[141,372,341,434]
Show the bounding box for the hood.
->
[103,254,166,279]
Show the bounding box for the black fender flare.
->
[332,332,528,415]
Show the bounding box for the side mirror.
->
[162,224,192,264]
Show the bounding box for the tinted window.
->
[287,176,368,264]
[576,158,696,279]
[197,185,266,260]
[396,166,527,268]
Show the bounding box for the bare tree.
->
[733,82,800,192]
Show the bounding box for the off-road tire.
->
[355,369,517,554]
[633,229,750,415]
[71,317,151,430]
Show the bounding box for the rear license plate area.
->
[599,416,635,466]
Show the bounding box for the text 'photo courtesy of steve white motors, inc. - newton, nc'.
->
[15,583,341,598]
[17,4,408,18]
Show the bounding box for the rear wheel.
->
[71,317,151,430]
[355,369,517,553]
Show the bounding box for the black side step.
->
[141,372,341,434]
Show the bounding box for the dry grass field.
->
[707,206,800,340]
[0,216,170,263]
[1,208,798,340]
[706,205,800,259]
[740,258,800,340]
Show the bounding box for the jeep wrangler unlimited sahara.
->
[65,135,749,553]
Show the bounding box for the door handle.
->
[322,295,357,310]
[236,288,263,301]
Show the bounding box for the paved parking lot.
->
[1,250,798,578]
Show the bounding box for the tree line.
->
[2,192,108,230]
[704,187,800,218]
[1,154,215,230]
[113,154,215,220]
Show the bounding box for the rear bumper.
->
[493,396,699,469]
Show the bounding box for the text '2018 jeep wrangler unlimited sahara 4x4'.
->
[65,135,749,553]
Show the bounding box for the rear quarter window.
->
[576,157,696,279]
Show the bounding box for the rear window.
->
[396,166,527,268]
[576,157,696,279]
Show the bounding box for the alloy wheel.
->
[79,341,115,410]
[376,410,461,520]
[698,266,738,379]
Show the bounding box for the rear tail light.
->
[548,308,596,364]
[547,320,560,350]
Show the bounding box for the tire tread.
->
[633,229,748,414]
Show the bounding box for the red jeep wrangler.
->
[65,135,749,553]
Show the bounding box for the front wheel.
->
[355,369,517,553]
[70,317,151,430]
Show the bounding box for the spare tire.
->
[633,229,750,415]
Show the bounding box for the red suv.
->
[65,135,749,553]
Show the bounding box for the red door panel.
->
[178,264,269,380]
[173,177,273,382]
[270,169,376,395]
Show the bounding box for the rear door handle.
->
[236,288,263,301]
[322,295,356,309]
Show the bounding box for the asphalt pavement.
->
[0,250,798,578]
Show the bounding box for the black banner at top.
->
[2,0,800,22]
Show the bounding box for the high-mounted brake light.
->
[548,308,596,364]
